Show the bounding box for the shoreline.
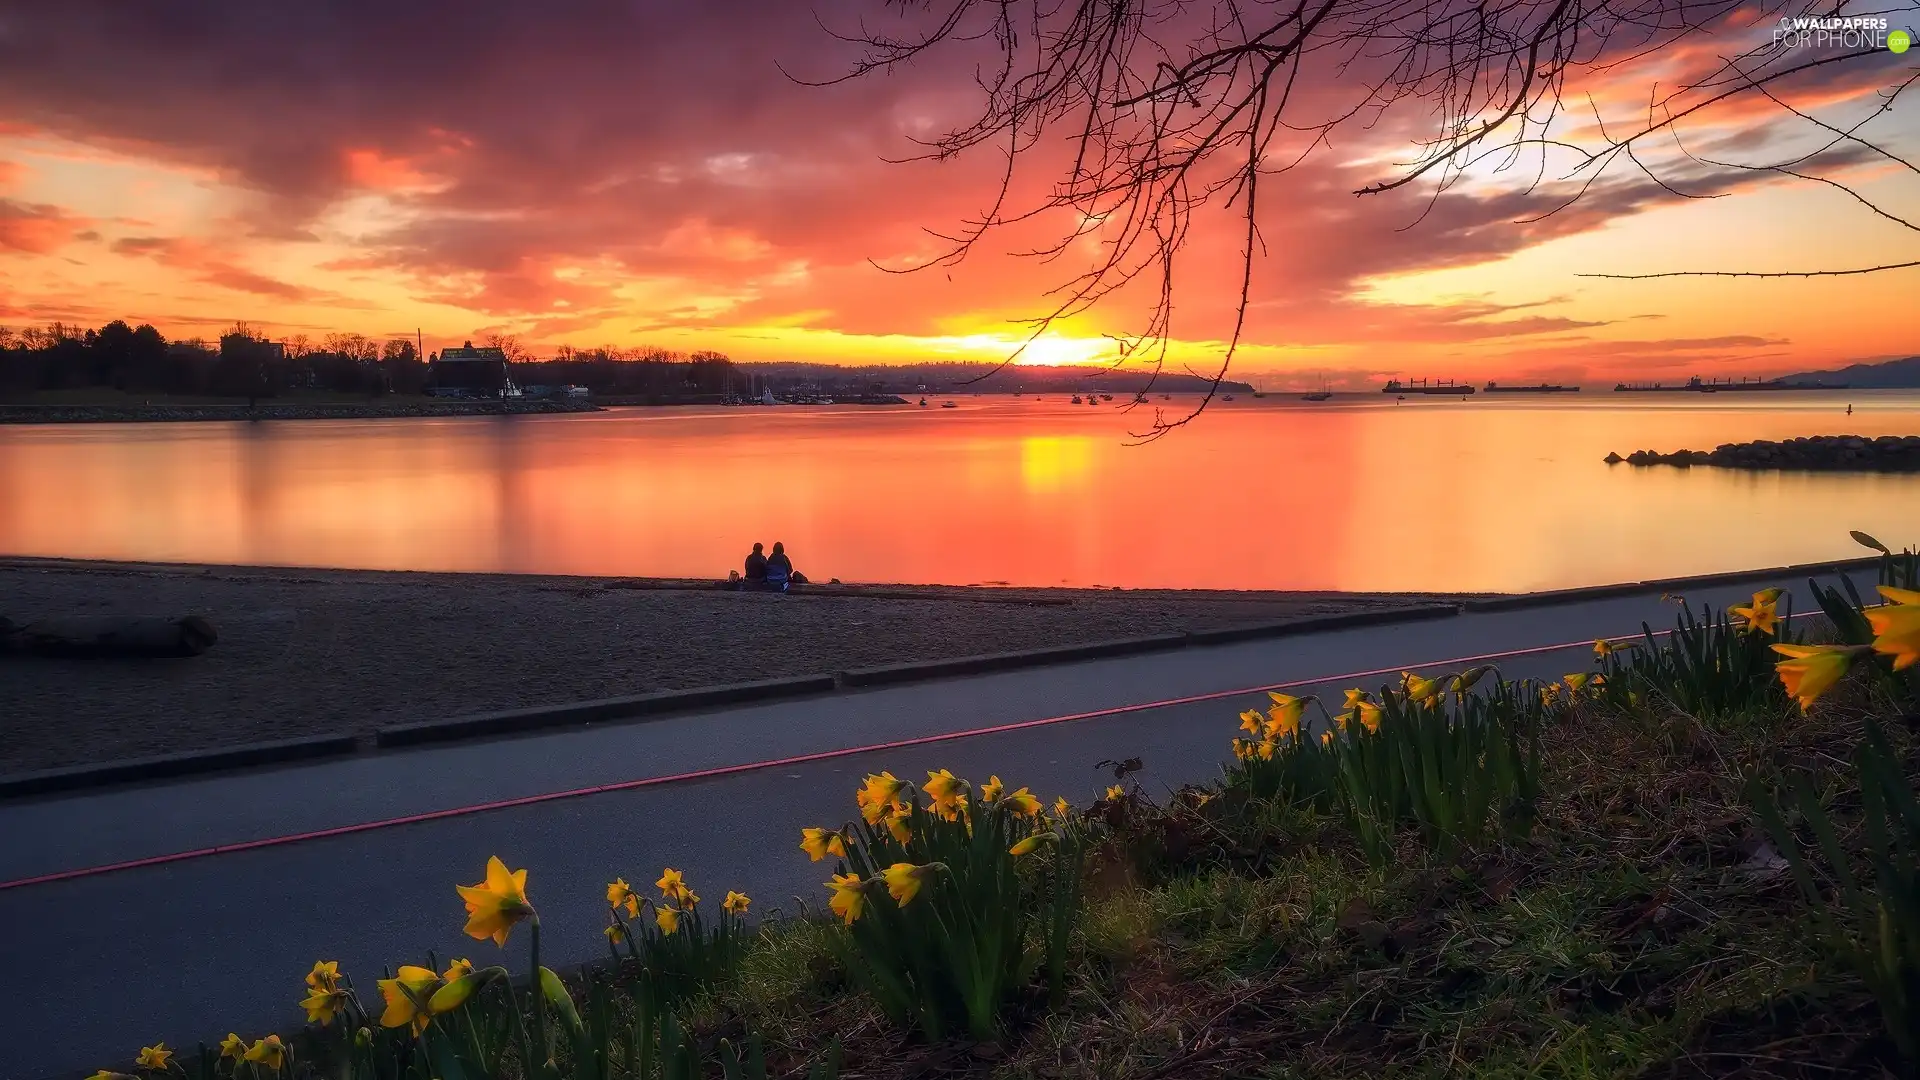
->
[0,558,1467,777]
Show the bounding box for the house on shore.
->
[427,342,517,398]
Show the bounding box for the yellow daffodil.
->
[1255,739,1277,761]
[1262,692,1309,738]
[376,965,442,1034]
[923,769,969,814]
[1238,708,1266,735]
[606,877,634,909]
[1771,643,1868,709]
[723,890,750,915]
[1342,688,1370,710]
[1267,690,1308,714]
[243,1035,286,1071]
[135,1044,172,1070]
[1053,796,1071,818]
[1004,786,1043,816]
[1345,699,1382,733]
[219,1034,246,1061]
[1010,832,1057,856]
[980,775,1004,802]
[1402,672,1442,705]
[856,771,908,824]
[1867,598,1920,671]
[455,856,533,947]
[1593,638,1635,658]
[604,923,625,944]
[300,984,347,1026]
[655,867,690,903]
[305,960,340,992]
[1231,737,1254,761]
[1563,673,1590,692]
[826,872,870,924]
[1880,585,1920,605]
[1319,730,1335,745]
[86,1072,135,1080]
[443,957,473,981]
[883,805,913,843]
[1730,598,1779,636]
[882,862,939,905]
[655,904,682,934]
[1104,784,1125,801]
[1753,587,1785,605]
[800,827,848,862]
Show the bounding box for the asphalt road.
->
[0,569,1873,1080]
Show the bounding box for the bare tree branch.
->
[811,0,1917,434]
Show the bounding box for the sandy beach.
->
[0,559,1468,776]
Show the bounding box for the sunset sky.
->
[0,2,1914,387]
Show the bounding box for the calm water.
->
[3,392,1918,592]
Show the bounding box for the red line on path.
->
[0,616,1791,892]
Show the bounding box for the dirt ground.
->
[0,559,1474,775]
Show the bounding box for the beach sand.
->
[0,559,1473,775]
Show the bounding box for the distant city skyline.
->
[0,3,1914,385]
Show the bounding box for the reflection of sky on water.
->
[3,393,1919,592]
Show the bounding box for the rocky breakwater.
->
[1604,434,1920,470]
[0,399,604,424]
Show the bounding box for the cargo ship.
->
[1382,379,1474,396]
[1485,382,1579,393]
[1613,376,1848,393]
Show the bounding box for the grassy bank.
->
[77,541,1920,1080]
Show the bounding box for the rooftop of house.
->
[436,341,509,362]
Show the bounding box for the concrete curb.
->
[839,632,1195,687]
[0,734,359,799]
[373,674,841,748]
[1461,555,1882,612]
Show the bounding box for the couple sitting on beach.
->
[735,541,807,592]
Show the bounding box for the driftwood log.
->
[0,615,218,658]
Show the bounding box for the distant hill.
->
[1778,355,1920,389]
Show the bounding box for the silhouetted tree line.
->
[0,322,741,400]
[0,320,426,399]
[522,345,738,396]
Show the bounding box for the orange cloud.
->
[0,199,89,253]
[109,235,325,301]
[344,148,432,191]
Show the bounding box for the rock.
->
[1603,433,1920,472]
[1,614,218,658]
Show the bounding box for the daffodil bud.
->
[354,1027,372,1049]
[428,973,483,1014]
[537,966,585,1035]
[1010,832,1058,856]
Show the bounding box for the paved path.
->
[0,570,1871,1080]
